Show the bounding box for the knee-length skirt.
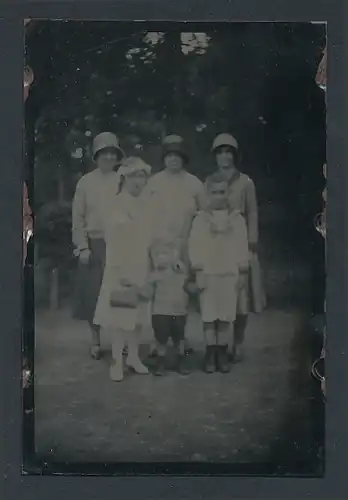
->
[72,238,106,323]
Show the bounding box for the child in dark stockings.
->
[148,241,191,376]
[188,173,249,373]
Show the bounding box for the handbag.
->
[109,285,139,308]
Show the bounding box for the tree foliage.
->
[27,21,326,209]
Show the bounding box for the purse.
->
[109,285,139,309]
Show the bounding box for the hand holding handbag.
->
[138,282,154,301]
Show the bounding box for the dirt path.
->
[34,306,313,466]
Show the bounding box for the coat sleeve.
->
[72,179,89,251]
[188,214,206,270]
[244,178,259,248]
[234,213,249,271]
[195,179,208,211]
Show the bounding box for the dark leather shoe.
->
[90,345,102,360]
[154,356,166,376]
[176,354,191,375]
[203,346,216,373]
[217,346,231,373]
[231,344,244,363]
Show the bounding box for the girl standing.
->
[210,133,266,361]
[93,157,153,382]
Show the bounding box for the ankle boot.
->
[90,344,102,360]
[154,356,166,376]
[148,348,158,359]
[231,343,244,363]
[217,345,231,373]
[109,361,124,382]
[89,323,101,358]
[126,355,149,375]
[176,353,191,375]
[203,346,216,373]
[184,339,194,355]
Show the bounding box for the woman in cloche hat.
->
[72,132,125,360]
[210,133,266,362]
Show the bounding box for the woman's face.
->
[124,172,148,197]
[96,148,120,173]
[164,152,184,173]
[215,146,237,176]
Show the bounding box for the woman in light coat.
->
[94,157,153,381]
[72,132,125,360]
[210,133,266,361]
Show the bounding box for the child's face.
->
[124,172,148,197]
[208,181,229,209]
[151,245,174,269]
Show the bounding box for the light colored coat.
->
[93,191,153,331]
[188,209,249,323]
[72,168,121,252]
[144,169,206,259]
[225,171,266,313]
[226,172,258,246]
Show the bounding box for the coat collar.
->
[202,209,241,235]
[203,207,241,228]
[227,169,241,186]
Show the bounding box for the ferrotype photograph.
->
[23,20,327,474]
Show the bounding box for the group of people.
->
[72,131,266,381]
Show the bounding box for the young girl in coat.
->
[188,173,249,373]
[93,157,153,381]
